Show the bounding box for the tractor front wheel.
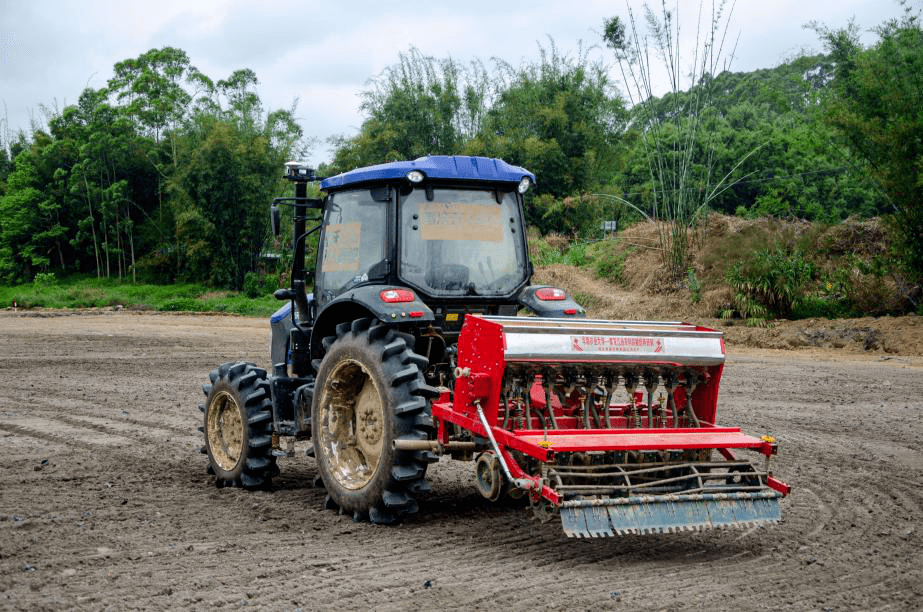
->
[200,362,277,489]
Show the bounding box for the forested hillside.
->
[0,9,919,315]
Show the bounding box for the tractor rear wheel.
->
[312,318,436,523]
[201,362,277,489]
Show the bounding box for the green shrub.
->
[793,295,848,319]
[528,230,566,267]
[820,254,904,315]
[726,248,814,321]
[587,240,632,283]
[33,272,58,286]
[529,194,607,240]
[243,271,264,298]
[687,268,701,304]
[564,242,589,267]
[699,218,801,285]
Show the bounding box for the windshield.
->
[399,187,528,297]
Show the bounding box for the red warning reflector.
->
[535,287,566,301]
[380,289,415,303]
[409,311,424,318]
[564,308,578,315]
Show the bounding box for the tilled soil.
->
[1,311,921,611]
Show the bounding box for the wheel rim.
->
[318,359,385,490]
[475,453,502,501]
[207,390,244,472]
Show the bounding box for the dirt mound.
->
[535,263,706,321]
[534,213,922,356]
[718,314,923,355]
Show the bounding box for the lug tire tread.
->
[201,361,277,490]
[312,318,433,524]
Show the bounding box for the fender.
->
[310,284,435,359]
[270,301,295,373]
[519,285,586,318]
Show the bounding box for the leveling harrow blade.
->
[434,315,790,538]
[560,491,783,538]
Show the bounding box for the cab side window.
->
[315,189,388,305]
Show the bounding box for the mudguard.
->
[309,285,435,358]
[519,285,586,318]
[270,301,295,371]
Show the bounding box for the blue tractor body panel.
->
[319,155,535,191]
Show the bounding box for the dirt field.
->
[1,311,922,611]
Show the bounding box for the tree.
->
[472,41,624,199]
[0,141,53,280]
[329,48,490,171]
[38,87,161,281]
[107,47,209,144]
[327,41,625,234]
[695,58,882,221]
[819,8,923,290]
[0,47,302,287]
[165,75,303,288]
[0,145,11,187]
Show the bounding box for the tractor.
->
[199,156,789,536]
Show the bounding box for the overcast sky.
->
[0,0,910,165]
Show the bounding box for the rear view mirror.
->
[270,205,281,236]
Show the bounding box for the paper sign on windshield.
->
[322,222,361,272]
[419,203,502,242]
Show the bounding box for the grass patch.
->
[0,275,281,318]
[571,291,602,311]
[563,242,589,267]
[528,229,567,266]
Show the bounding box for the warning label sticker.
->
[570,335,665,353]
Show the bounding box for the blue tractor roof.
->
[319,155,535,191]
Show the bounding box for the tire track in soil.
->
[715,355,923,610]
[0,420,129,450]
[55,414,197,445]
[295,493,766,610]
[0,413,197,459]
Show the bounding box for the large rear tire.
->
[312,318,436,523]
[200,362,277,489]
